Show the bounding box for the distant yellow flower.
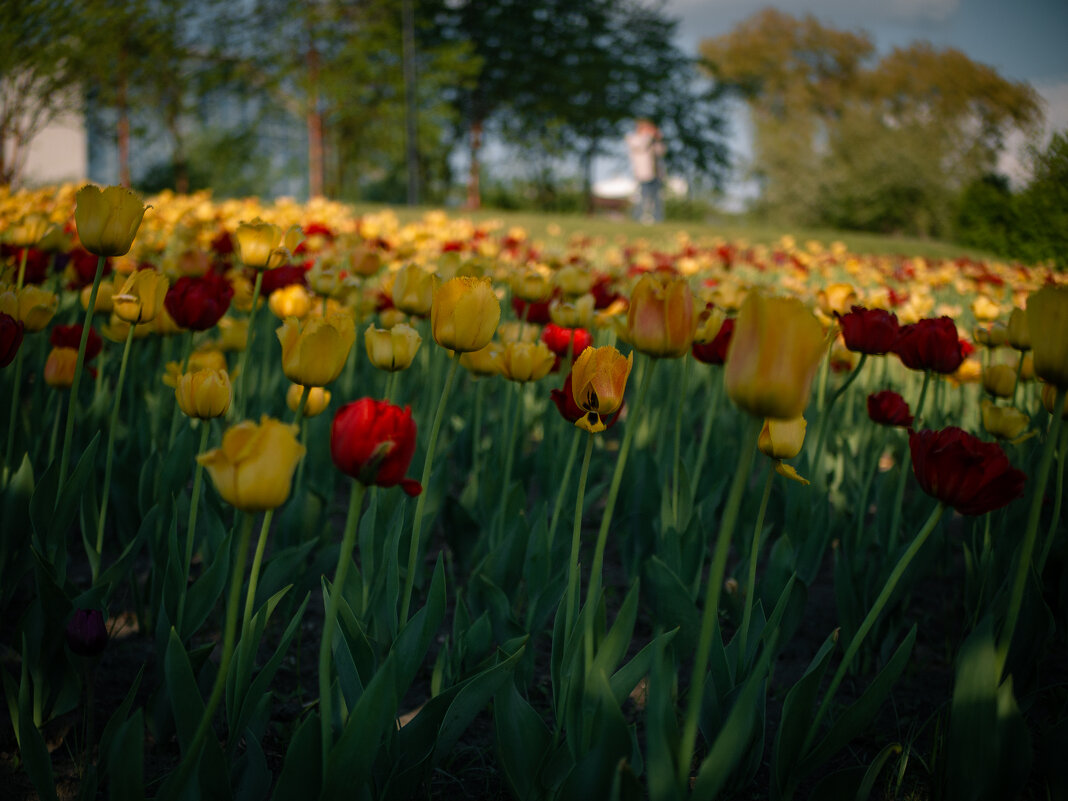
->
[1026,286,1068,388]
[44,346,78,388]
[163,349,228,388]
[971,295,1001,323]
[114,269,169,324]
[981,364,1016,398]
[554,265,593,297]
[627,273,694,358]
[6,213,51,248]
[277,312,356,386]
[196,416,305,511]
[176,369,232,419]
[0,286,58,331]
[980,400,1031,443]
[549,295,595,329]
[758,416,810,485]
[512,268,552,303]
[392,264,436,317]
[215,317,249,352]
[286,384,331,417]
[268,284,313,319]
[235,218,283,270]
[431,276,500,352]
[1006,308,1030,351]
[458,342,503,377]
[364,322,422,372]
[75,185,149,257]
[499,341,555,383]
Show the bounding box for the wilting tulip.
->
[499,341,556,383]
[837,306,899,355]
[114,268,169,324]
[570,345,633,433]
[909,427,1026,515]
[392,264,436,317]
[235,218,283,269]
[364,322,422,372]
[286,384,331,417]
[197,416,305,511]
[0,286,58,331]
[431,276,500,352]
[331,398,421,495]
[268,284,313,319]
[980,401,1030,442]
[1006,308,1030,351]
[65,609,108,657]
[725,292,826,420]
[867,391,913,427]
[277,312,356,386]
[458,342,503,377]
[0,312,23,367]
[44,346,78,388]
[176,369,232,419]
[981,364,1016,398]
[1026,286,1068,388]
[74,185,149,257]
[627,273,695,358]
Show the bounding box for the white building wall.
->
[18,111,88,187]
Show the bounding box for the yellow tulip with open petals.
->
[196,416,305,511]
[571,345,633,433]
[114,269,169,324]
[277,312,356,386]
[431,276,500,353]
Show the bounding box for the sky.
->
[656,0,1068,204]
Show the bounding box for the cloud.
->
[997,80,1068,187]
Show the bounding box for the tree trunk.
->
[306,46,324,199]
[466,120,482,210]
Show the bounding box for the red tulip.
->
[512,295,552,324]
[51,323,102,362]
[550,371,623,429]
[837,306,899,355]
[66,608,108,657]
[1,312,24,367]
[69,247,111,287]
[894,317,965,374]
[909,427,1026,516]
[165,272,234,331]
[541,324,592,360]
[692,318,735,365]
[260,264,308,295]
[867,390,913,427]
[331,398,422,496]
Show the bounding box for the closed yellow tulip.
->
[268,285,313,319]
[196,416,305,511]
[235,218,283,270]
[392,264,436,316]
[286,384,331,417]
[74,185,149,257]
[365,322,422,372]
[554,265,593,297]
[549,295,595,329]
[725,292,827,420]
[499,341,555,383]
[571,345,633,433]
[513,268,553,303]
[981,364,1016,398]
[277,312,356,386]
[627,273,694,358]
[176,369,232,419]
[1006,308,1030,351]
[1041,383,1068,419]
[458,342,503,377]
[431,276,500,353]
[6,213,51,248]
[163,349,228,387]
[0,286,58,331]
[758,416,807,460]
[114,269,169,324]
[1026,286,1068,388]
[981,400,1030,441]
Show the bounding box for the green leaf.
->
[608,628,678,708]
[272,712,322,801]
[181,529,233,641]
[17,639,58,801]
[591,580,640,679]
[234,731,271,801]
[643,556,700,655]
[107,709,145,801]
[494,680,553,801]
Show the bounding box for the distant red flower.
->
[51,323,103,362]
[69,248,111,287]
[66,608,108,657]
[331,398,421,496]
[260,264,308,295]
[894,317,965,374]
[303,222,335,238]
[512,296,552,324]
[541,324,592,361]
[867,391,913,427]
[165,272,234,331]
[837,306,899,355]
[1,245,50,285]
[550,371,622,429]
[1,312,24,367]
[692,317,734,365]
[210,230,235,256]
[590,274,621,309]
[909,427,1026,516]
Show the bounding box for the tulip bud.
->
[176,368,232,419]
[74,185,149,257]
[277,312,356,387]
[627,273,695,358]
[1006,308,1030,351]
[66,609,108,657]
[287,384,331,417]
[364,322,422,372]
[1026,286,1068,388]
[235,218,283,270]
[431,276,500,353]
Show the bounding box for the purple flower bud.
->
[66,609,108,657]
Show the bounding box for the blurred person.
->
[625,119,666,223]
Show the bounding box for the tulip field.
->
[1,184,1067,801]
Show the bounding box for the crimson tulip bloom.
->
[66,608,108,657]
[692,318,735,365]
[893,317,965,374]
[909,427,1026,515]
[837,306,899,355]
[51,323,102,362]
[69,248,111,287]
[165,272,234,331]
[541,323,592,360]
[867,390,913,427]
[1,312,23,367]
[331,398,422,496]
[511,295,552,324]
[260,264,308,295]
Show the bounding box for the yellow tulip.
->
[235,218,283,270]
[74,185,149,257]
[81,279,115,314]
[725,292,827,420]
[1041,383,1068,419]
[1026,286,1068,388]
[458,342,503,377]
[499,341,555,383]
[974,321,1008,348]
[626,273,694,358]
[512,268,553,303]
[392,264,436,316]
[101,314,152,342]
[364,322,422,372]
[817,282,857,318]
[981,364,1016,398]
[163,349,228,388]
[6,213,51,248]
[549,295,595,329]
[694,305,728,344]
[44,346,78,388]
[980,400,1031,442]
[554,265,593,296]
[431,276,500,352]
[176,369,232,419]
[277,312,356,386]
[570,345,633,433]
[347,244,382,277]
[268,284,313,319]
[378,308,408,329]
[215,316,249,352]
[758,416,807,460]
[196,416,305,511]
[971,295,1002,323]
[114,269,169,324]
[286,384,331,417]
[0,286,58,331]
[1006,308,1030,351]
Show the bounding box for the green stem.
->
[1000,384,1065,673]
[805,503,944,755]
[236,270,264,419]
[888,370,931,545]
[856,427,888,549]
[400,357,460,623]
[3,344,25,480]
[383,370,397,404]
[57,255,106,499]
[94,322,136,575]
[241,510,275,637]
[689,368,722,499]
[810,353,867,484]
[471,378,485,479]
[319,480,367,768]
[677,415,761,785]
[15,247,28,291]
[494,382,524,545]
[1010,349,1026,408]
[176,422,212,635]
[738,465,775,676]
[565,432,595,637]
[547,428,582,554]
[1038,425,1067,572]
[292,384,309,429]
[672,356,689,528]
[48,394,62,466]
[162,512,255,801]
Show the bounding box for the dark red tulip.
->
[867,390,913,427]
[590,274,621,309]
[909,427,1026,516]
[69,247,111,287]
[837,306,899,355]
[512,296,552,324]
[692,318,735,365]
[894,317,965,374]
[66,608,108,657]
[165,272,234,331]
[541,324,592,361]
[260,264,308,295]
[51,323,102,362]
[331,398,421,496]
[0,312,24,367]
